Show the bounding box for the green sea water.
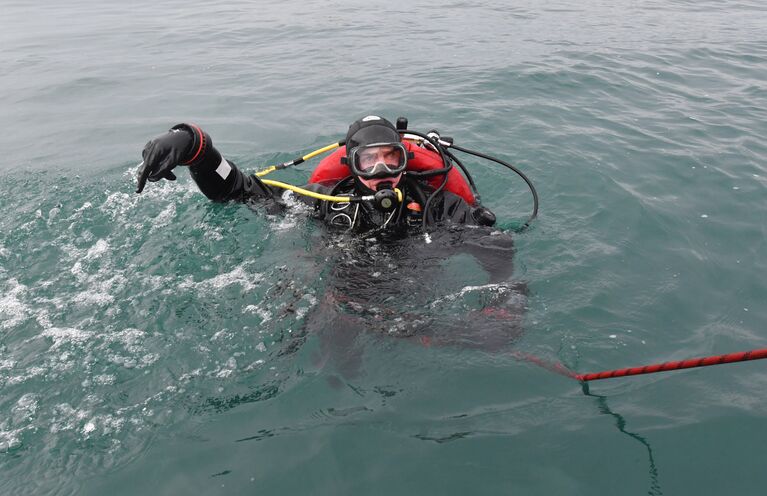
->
[2,1,767,494]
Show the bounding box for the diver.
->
[136,115,500,232]
[135,115,532,373]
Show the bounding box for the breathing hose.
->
[449,143,539,229]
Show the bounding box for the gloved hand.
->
[471,205,496,226]
[135,127,194,193]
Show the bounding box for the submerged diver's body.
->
[136,116,526,371]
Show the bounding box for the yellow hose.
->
[255,142,341,177]
[256,142,402,206]
[261,179,356,203]
[262,179,402,206]
[301,142,340,161]
[255,166,277,177]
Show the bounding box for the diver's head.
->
[344,116,407,192]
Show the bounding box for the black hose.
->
[421,169,450,231]
[449,143,538,229]
[444,148,480,204]
[397,129,454,231]
[399,129,453,178]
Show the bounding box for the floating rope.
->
[576,347,767,382]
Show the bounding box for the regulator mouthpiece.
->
[373,184,400,212]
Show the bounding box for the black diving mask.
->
[348,142,408,179]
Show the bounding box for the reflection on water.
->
[582,382,663,496]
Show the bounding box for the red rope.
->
[510,351,579,379]
[576,347,767,382]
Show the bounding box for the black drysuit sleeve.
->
[186,141,275,203]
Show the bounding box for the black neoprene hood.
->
[344,116,401,155]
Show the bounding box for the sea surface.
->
[2,1,767,494]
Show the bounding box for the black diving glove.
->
[135,127,195,193]
[471,205,497,226]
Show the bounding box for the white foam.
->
[180,266,263,292]
[179,368,203,382]
[243,304,272,323]
[106,328,145,349]
[49,403,91,434]
[100,191,136,221]
[269,190,312,231]
[98,414,126,435]
[291,293,318,320]
[0,278,31,330]
[0,300,30,330]
[93,374,116,386]
[140,353,159,367]
[197,222,224,241]
[75,201,93,213]
[11,393,39,424]
[75,290,115,307]
[244,359,265,371]
[108,354,136,368]
[214,367,234,379]
[42,327,95,349]
[210,329,232,341]
[47,206,61,223]
[0,425,23,452]
[428,282,513,307]
[4,366,46,386]
[0,359,16,371]
[150,203,177,231]
[34,308,54,329]
[84,239,109,260]
[68,264,126,308]
[270,214,298,232]
[70,261,87,282]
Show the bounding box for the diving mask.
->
[348,143,408,179]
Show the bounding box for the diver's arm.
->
[430,229,526,353]
[462,228,527,346]
[421,189,512,281]
[186,138,274,203]
[461,230,517,284]
[422,191,472,224]
[136,123,275,203]
[424,190,497,228]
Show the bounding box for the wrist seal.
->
[171,123,211,166]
